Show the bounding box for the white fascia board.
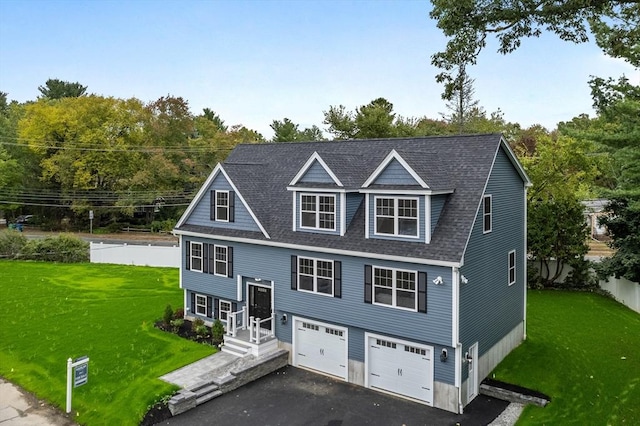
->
[424,194,431,244]
[173,229,461,268]
[358,188,453,195]
[176,163,223,228]
[362,149,429,189]
[289,151,344,187]
[451,266,460,348]
[179,234,184,289]
[340,192,347,237]
[287,186,350,193]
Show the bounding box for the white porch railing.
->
[227,306,248,337]
[249,314,275,344]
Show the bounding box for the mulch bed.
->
[139,319,220,426]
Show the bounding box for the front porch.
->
[222,306,278,357]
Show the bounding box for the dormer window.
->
[374,196,418,237]
[301,194,336,231]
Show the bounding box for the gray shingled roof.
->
[178,133,515,264]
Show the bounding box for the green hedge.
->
[0,230,88,262]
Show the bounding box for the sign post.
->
[89,210,94,234]
[66,356,89,413]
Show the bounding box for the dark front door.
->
[249,284,272,330]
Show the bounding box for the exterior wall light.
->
[461,275,469,284]
[281,313,288,325]
[432,276,444,285]
[440,348,448,362]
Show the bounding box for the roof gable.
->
[290,152,343,187]
[363,149,428,188]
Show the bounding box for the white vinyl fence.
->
[90,242,180,268]
[534,259,639,314]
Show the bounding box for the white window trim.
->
[508,249,516,286]
[195,293,208,316]
[190,242,203,273]
[213,244,228,277]
[373,196,420,239]
[299,193,337,232]
[483,194,492,234]
[215,190,230,223]
[372,265,418,311]
[298,256,334,297]
[219,299,232,322]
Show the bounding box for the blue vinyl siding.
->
[295,192,341,235]
[299,160,335,184]
[431,194,447,235]
[459,146,526,377]
[185,173,261,232]
[373,159,420,185]
[181,238,455,384]
[367,194,426,241]
[346,193,364,226]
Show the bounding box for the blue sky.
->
[1,0,637,139]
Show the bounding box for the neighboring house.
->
[582,199,609,240]
[173,133,531,414]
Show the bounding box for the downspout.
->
[452,266,463,414]
[523,184,528,340]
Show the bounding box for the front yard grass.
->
[0,261,215,425]
[493,290,640,425]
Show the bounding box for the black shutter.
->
[364,265,372,304]
[213,298,219,319]
[185,241,191,270]
[291,255,298,290]
[227,247,234,277]
[229,191,235,222]
[208,244,215,275]
[210,190,216,221]
[334,261,342,298]
[191,292,196,314]
[206,296,213,318]
[203,243,209,274]
[418,272,427,313]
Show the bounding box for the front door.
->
[467,342,478,402]
[249,284,272,330]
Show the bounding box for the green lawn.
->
[0,261,215,426]
[493,290,640,425]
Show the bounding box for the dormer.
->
[288,152,347,236]
[361,150,452,244]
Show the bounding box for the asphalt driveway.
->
[158,366,509,426]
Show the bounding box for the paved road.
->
[21,229,179,247]
[160,366,509,426]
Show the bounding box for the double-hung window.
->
[483,195,492,233]
[298,257,334,295]
[190,242,203,272]
[375,197,418,237]
[214,245,228,276]
[216,191,230,222]
[195,294,208,316]
[219,300,232,322]
[300,194,335,231]
[373,267,417,310]
[508,250,516,285]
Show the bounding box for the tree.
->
[37,79,87,99]
[270,118,325,142]
[441,66,480,133]
[430,1,640,99]
[521,134,603,285]
[597,198,640,283]
[201,108,227,132]
[323,98,400,140]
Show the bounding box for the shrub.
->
[170,319,184,333]
[150,219,176,233]
[163,305,174,326]
[0,230,27,259]
[195,325,209,338]
[211,319,225,345]
[173,307,184,319]
[564,258,598,290]
[20,234,89,263]
[191,318,204,332]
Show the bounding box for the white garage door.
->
[293,317,348,380]
[366,334,433,405]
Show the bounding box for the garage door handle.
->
[371,373,380,377]
[398,368,403,376]
[298,353,306,357]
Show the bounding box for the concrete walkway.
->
[0,379,75,426]
[160,351,241,389]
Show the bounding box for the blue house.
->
[173,133,530,413]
